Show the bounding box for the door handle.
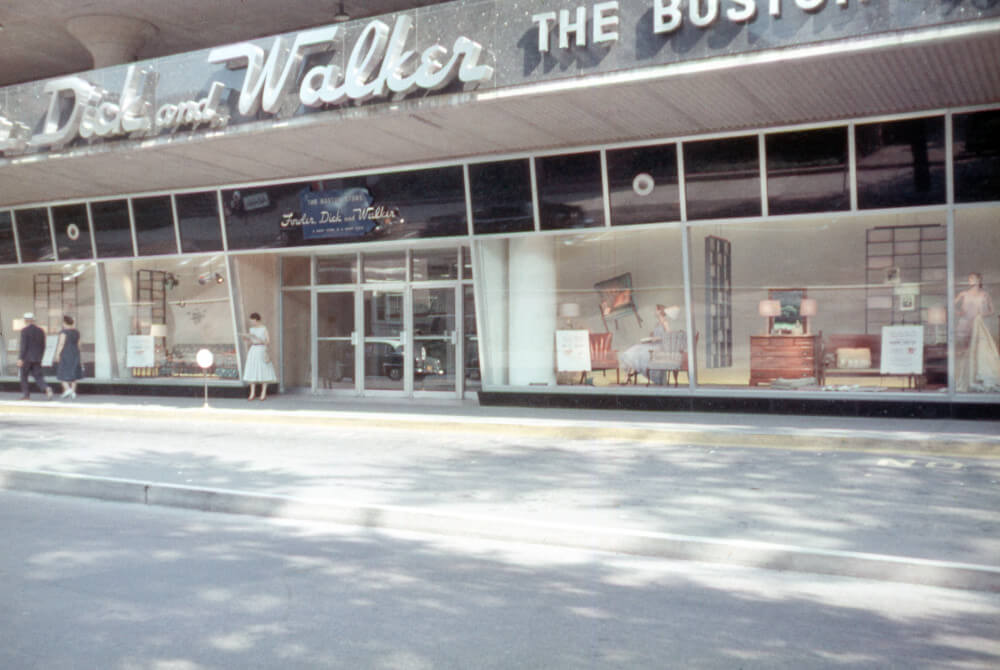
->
[350,331,358,346]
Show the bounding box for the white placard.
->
[556,330,592,372]
[126,335,155,368]
[41,335,59,367]
[880,326,924,375]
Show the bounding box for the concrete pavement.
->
[1,390,999,591]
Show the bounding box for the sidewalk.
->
[2,390,999,591]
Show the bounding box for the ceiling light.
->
[333,2,350,22]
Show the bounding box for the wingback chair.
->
[583,332,620,384]
[647,331,698,386]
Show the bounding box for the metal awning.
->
[1,25,998,208]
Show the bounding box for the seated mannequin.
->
[620,304,680,384]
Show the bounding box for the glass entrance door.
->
[316,291,356,391]
[412,287,456,392]
[363,288,407,392]
[304,248,471,398]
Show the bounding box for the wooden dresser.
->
[749,334,820,386]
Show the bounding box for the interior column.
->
[508,236,557,386]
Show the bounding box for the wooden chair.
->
[594,273,642,331]
[582,332,620,384]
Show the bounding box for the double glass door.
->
[316,284,463,396]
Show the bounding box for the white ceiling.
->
[1,5,999,209]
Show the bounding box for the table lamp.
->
[758,299,781,334]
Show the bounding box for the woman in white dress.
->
[240,312,277,400]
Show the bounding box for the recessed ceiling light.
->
[333,2,350,22]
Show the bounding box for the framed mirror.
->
[768,288,808,334]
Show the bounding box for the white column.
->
[508,236,557,386]
[478,239,510,386]
[66,16,158,69]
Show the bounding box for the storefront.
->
[1,1,998,413]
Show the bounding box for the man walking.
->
[17,312,53,401]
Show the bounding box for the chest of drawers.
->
[749,335,820,386]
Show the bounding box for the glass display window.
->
[475,227,687,388]
[176,192,224,253]
[856,116,946,209]
[133,196,178,256]
[607,143,681,226]
[469,159,534,234]
[683,136,761,221]
[51,204,93,261]
[0,211,17,265]
[688,212,947,391]
[13,208,53,263]
[953,109,1000,204]
[766,127,849,215]
[91,199,134,258]
[954,206,1000,393]
[536,152,604,230]
[0,265,96,379]
[103,256,237,380]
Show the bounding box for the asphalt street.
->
[3,490,999,670]
[1,397,999,590]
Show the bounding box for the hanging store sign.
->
[283,188,401,239]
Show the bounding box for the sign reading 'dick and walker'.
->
[0,12,494,156]
[0,0,993,158]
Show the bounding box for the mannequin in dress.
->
[955,273,995,348]
[240,312,277,400]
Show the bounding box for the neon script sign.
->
[0,15,493,157]
[210,14,494,114]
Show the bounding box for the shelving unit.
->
[705,235,732,368]
[135,269,167,335]
[865,225,947,334]
[33,273,78,335]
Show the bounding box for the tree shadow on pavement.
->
[2,491,998,670]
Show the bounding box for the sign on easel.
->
[555,330,591,372]
[880,326,924,375]
[126,335,155,368]
[41,335,58,367]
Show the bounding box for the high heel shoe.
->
[60,389,73,399]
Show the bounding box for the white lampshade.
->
[758,300,781,318]
[558,302,581,318]
[799,298,818,317]
[927,306,947,325]
[149,324,168,338]
[664,305,681,320]
[12,318,25,331]
[196,348,214,369]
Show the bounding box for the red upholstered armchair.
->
[583,332,620,384]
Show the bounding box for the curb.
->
[3,467,998,593]
[3,401,1000,459]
